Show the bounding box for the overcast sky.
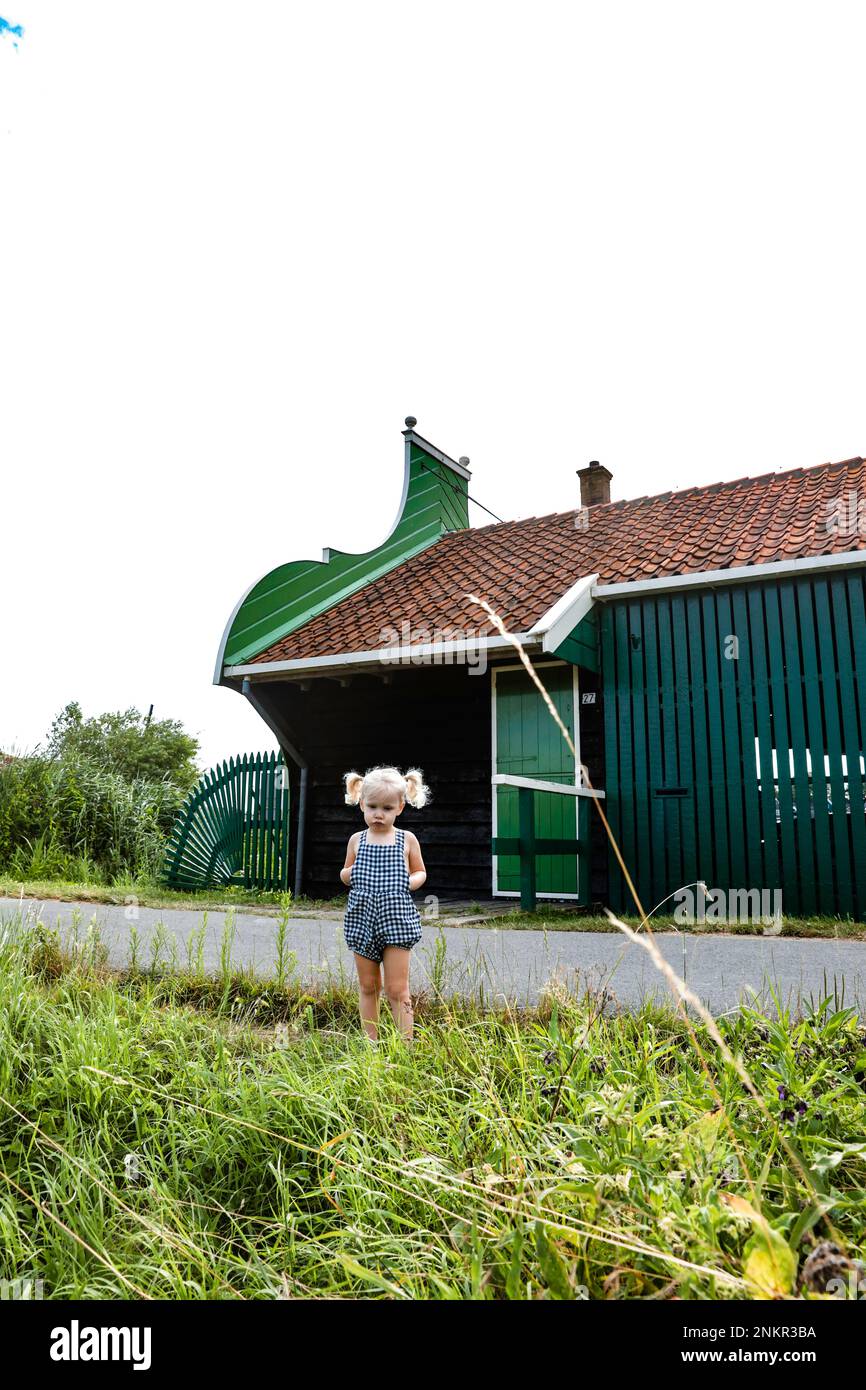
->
[2,2,865,770]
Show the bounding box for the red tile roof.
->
[249,456,866,663]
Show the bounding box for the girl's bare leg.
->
[383,947,414,1043]
[354,954,382,1041]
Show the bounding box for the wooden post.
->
[518,785,537,911]
[577,796,590,907]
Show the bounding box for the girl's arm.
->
[405,832,427,893]
[340,833,360,887]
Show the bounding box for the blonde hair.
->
[343,765,430,810]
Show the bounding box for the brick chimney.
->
[577,460,612,508]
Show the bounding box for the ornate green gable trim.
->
[216,431,470,677]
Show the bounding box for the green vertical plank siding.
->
[830,577,866,915]
[629,603,651,905]
[729,589,763,890]
[601,569,866,919]
[778,583,816,913]
[613,605,637,904]
[686,594,713,889]
[796,583,834,912]
[670,596,697,886]
[745,587,781,893]
[600,605,623,909]
[813,580,853,915]
[763,587,800,910]
[701,592,731,888]
[656,599,682,895]
[641,599,666,907]
[716,591,746,890]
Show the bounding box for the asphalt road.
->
[3,896,865,1016]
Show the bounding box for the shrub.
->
[0,753,185,882]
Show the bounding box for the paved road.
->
[2,897,864,1016]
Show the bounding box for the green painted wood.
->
[492,837,582,856]
[744,586,781,893]
[602,570,866,918]
[518,786,537,910]
[494,665,578,895]
[640,598,665,907]
[222,439,471,668]
[778,582,815,913]
[163,751,291,890]
[813,580,852,915]
[701,591,730,888]
[736,605,763,895]
[670,595,697,885]
[796,582,834,911]
[629,602,652,907]
[657,598,682,896]
[845,572,866,915]
[599,604,622,910]
[830,577,866,915]
[686,593,712,893]
[613,605,636,904]
[577,798,590,906]
[763,587,800,910]
[716,591,746,890]
[553,609,600,672]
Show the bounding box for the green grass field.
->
[1,910,864,1300]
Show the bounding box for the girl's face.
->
[360,789,405,831]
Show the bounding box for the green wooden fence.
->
[163,751,290,890]
[491,774,599,910]
[600,570,866,917]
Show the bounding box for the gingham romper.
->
[344,827,423,963]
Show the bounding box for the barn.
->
[205,420,866,919]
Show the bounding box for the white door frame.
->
[490,660,581,899]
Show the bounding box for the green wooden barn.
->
[184,419,866,918]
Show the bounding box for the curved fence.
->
[163,751,290,890]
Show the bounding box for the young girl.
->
[340,765,429,1043]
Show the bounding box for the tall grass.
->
[0,911,864,1299]
[0,754,183,883]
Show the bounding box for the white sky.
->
[2,1,865,771]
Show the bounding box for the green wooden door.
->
[494,665,579,895]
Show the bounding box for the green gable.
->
[217,431,470,674]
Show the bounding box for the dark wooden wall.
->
[252,657,607,904]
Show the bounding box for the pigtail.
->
[403,767,431,809]
[343,770,364,806]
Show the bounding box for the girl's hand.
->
[340,833,360,887]
[405,834,427,893]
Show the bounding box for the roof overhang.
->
[220,550,866,684]
[226,632,544,682]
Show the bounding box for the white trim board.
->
[529,573,598,653]
[226,632,542,681]
[492,773,605,799]
[592,548,866,601]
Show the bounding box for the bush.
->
[0,753,185,883]
[45,701,200,795]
